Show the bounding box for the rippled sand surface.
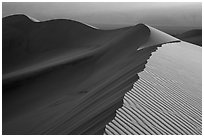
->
[105,42,202,135]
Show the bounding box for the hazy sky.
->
[2,2,202,28]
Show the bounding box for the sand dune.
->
[105,42,202,135]
[176,29,202,46]
[2,14,180,135]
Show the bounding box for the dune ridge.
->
[3,14,179,135]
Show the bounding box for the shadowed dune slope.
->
[3,14,179,135]
[176,29,202,46]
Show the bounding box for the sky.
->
[2,2,202,28]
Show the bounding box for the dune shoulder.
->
[176,29,202,47]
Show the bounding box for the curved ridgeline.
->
[3,14,179,135]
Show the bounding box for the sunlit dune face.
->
[105,42,202,135]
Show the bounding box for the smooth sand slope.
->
[105,42,202,135]
[176,29,202,47]
[3,14,179,135]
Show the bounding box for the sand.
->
[176,29,202,46]
[3,14,181,135]
[105,42,202,135]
